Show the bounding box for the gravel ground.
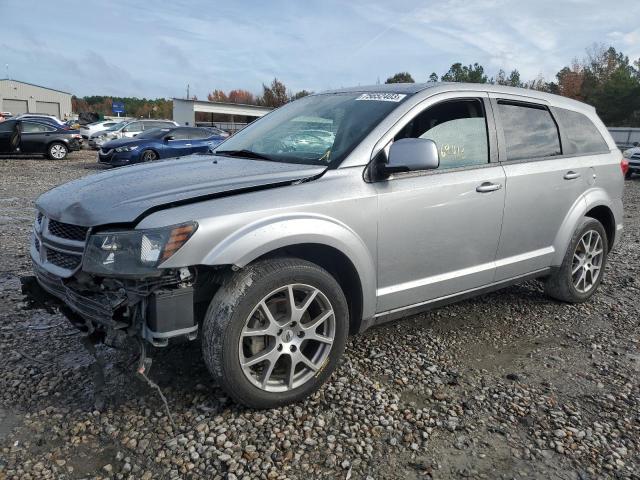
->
[0,151,639,480]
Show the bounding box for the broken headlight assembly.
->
[83,222,197,276]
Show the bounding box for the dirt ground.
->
[0,150,638,479]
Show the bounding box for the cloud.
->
[2,0,640,98]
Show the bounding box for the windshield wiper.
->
[215,149,274,161]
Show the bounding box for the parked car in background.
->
[622,142,640,179]
[0,112,12,121]
[26,83,624,408]
[88,119,178,149]
[98,126,227,166]
[0,118,81,159]
[16,114,70,129]
[80,120,126,139]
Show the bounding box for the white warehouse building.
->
[0,79,73,118]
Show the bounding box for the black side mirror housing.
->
[380,138,440,176]
[164,135,175,141]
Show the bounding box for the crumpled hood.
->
[36,155,326,227]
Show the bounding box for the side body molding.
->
[202,213,378,320]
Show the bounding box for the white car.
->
[88,119,179,149]
[80,120,127,139]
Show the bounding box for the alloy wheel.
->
[239,284,335,392]
[571,229,604,293]
[142,150,157,161]
[50,144,67,159]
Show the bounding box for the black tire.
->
[201,258,349,408]
[141,149,158,162]
[545,217,608,303]
[625,170,633,180]
[47,142,68,160]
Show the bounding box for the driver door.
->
[375,94,506,313]
[0,120,20,153]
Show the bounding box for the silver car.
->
[27,83,624,408]
[88,119,178,149]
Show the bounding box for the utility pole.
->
[186,84,190,100]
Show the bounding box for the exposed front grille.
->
[34,237,40,251]
[46,250,82,270]
[48,220,89,241]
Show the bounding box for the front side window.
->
[167,128,191,140]
[215,92,408,166]
[554,108,609,155]
[497,102,561,161]
[124,122,142,133]
[395,99,489,169]
[189,128,211,140]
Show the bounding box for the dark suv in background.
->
[0,119,82,159]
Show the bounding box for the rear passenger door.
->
[490,95,588,280]
[20,121,56,154]
[375,94,506,313]
[188,128,216,154]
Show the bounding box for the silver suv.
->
[28,83,624,408]
[88,119,178,149]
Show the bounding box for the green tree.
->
[441,63,488,83]
[428,72,438,82]
[385,72,415,83]
[290,90,312,101]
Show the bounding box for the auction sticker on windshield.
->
[355,93,406,102]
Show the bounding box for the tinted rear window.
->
[498,102,561,161]
[555,108,608,155]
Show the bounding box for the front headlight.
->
[83,222,197,276]
[115,145,139,152]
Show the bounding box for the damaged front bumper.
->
[23,262,198,347]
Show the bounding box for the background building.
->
[173,98,271,133]
[0,79,72,118]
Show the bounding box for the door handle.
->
[564,171,580,180]
[185,143,192,146]
[476,182,502,193]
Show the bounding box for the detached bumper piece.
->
[24,263,198,347]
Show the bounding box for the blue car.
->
[98,126,228,166]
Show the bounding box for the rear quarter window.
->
[554,108,609,155]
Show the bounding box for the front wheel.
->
[141,149,158,162]
[47,142,68,160]
[545,217,608,303]
[201,258,349,408]
[625,170,633,180]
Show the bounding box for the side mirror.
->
[164,135,175,141]
[381,138,439,175]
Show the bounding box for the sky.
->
[2,0,639,99]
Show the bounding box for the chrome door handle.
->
[564,171,580,180]
[476,182,502,193]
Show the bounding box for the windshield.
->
[214,92,407,166]
[135,128,172,139]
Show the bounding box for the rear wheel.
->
[201,258,349,408]
[141,149,158,162]
[47,142,68,160]
[545,217,608,303]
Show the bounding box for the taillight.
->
[621,158,629,177]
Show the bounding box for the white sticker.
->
[355,93,407,102]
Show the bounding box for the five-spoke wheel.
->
[239,284,335,392]
[202,258,348,408]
